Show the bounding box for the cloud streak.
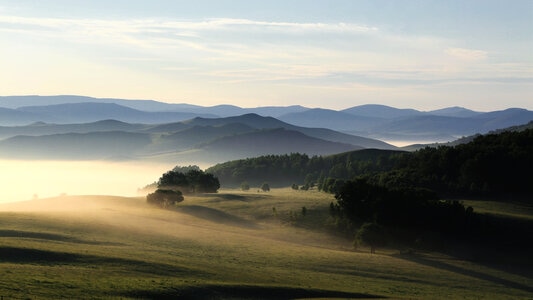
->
[1,13,530,110]
[446,47,488,61]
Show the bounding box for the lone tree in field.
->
[355,222,387,254]
[261,182,270,192]
[147,189,184,208]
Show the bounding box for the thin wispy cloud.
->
[1,4,531,111]
[0,16,377,38]
[446,47,488,61]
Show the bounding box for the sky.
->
[0,0,531,111]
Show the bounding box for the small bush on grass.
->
[147,189,184,208]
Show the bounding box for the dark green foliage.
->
[261,183,270,192]
[147,189,184,208]
[240,181,250,191]
[207,150,403,188]
[158,169,220,194]
[159,170,188,188]
[370,129,533,199]
[185,169,220,193]
[335,179,470,234]
[172,165,201,173]
[321,178,345,194]
[291,183,299,190]
[355,223,387,253]
[209,129,533,201]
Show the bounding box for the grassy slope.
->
[461,199,533,220]
[0,190,531,299]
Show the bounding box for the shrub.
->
[147,189,184,208]
[355,222,387,254]
[261,183,270,192]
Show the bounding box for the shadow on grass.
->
[121,284,384,299]
[0,229,122,246]
[393,253,533,294]
[202,193,272,204]
[176,205,260,229]
[0,246,200,277]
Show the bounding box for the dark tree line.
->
[368,129,533,199]
[207,150,401,188]
[334,179,470,234]
[208,129,533,201]
[207,129,533,251]
[333,178,533,252]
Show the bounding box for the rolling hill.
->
[427,106,481,117]
[341,104,423,119]
[0,120,149,140]
[14,102,216,124]
[172,114,396,150]
[1,95,531,147]
[278,108,384,132]
[201,128,361,158]
[0,113,392,163]
[365,108,533,142]
[0,95,307,119]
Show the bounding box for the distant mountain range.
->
[0,95,532,164]
[1,95,531,145]
[0,95,307,120]
[0,112,393,164]
[278,105,533,142]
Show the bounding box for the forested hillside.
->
[207,149,403,188]
[208,128,533,200]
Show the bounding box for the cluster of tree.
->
[334,179,471,234]
[158,168,220,194]
[146,166,220,208]
[209,129,533,201]
[370,129,533,199]
[171,165,201,173]
[334,178,533,252]
[209,129,532,252]
[147,189,184,208]
[207,150,400,188]
[240,181,270,192]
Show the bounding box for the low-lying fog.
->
[0,159,174,204]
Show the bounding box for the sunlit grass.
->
[0,190,531,299]
[461,199,533,220]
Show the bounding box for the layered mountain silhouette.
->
[0,95,531,163]
[0,112,391,164]
[279,105,533,142]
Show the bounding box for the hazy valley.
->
[0,95,532,299]
[1,95,532,164]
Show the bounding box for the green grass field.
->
[0,189,532,299]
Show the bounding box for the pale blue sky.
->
[0,0,531,110]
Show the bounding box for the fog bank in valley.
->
[0,160,173,204]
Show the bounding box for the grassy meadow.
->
[0,189,532,299]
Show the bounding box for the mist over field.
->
[0,1,532,297]
[0,159,174,204]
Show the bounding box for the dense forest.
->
[209,128,532,250]
[208,128,533,200]
[207,149,402,188]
